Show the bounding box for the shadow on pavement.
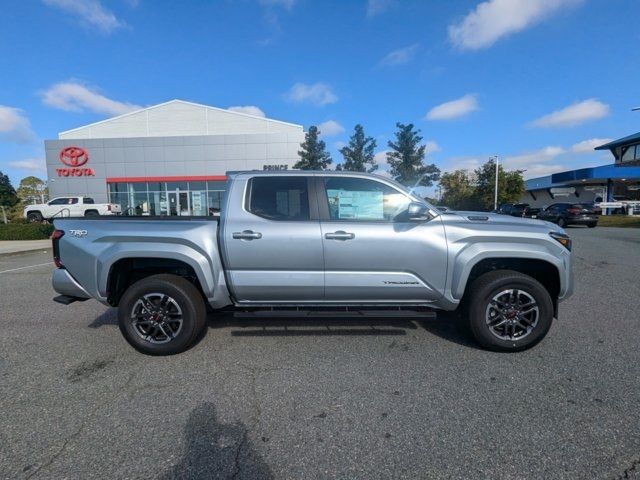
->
[86,306,481,348]
[159,402,273,480]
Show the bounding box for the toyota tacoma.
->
[51,171,573,355]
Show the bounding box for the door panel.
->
[221,175,324,302]
[319,176,447,303]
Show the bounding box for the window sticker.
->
[328,189,384,220]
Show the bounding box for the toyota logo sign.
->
[59,146,89,167]
[57,146,95,177]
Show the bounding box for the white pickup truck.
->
[24,196,121,222]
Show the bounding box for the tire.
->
[466,270,554,352]
[84,210,99,217]
[557,218,566,228]
[587,222,597,228]
[118,274,206,355]
[27,212,43,223]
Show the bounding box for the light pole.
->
[491,155,499,210]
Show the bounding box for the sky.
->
[1,0,639,196]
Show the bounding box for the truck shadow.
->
[87,308,478,349]
[159,401,273,480]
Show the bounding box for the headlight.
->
[549,231,572,251]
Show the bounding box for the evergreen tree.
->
[386,123,440,187]
[340,124,377,172]
[294,126,332,170]
[0,171,19,224]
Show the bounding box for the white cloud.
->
[9,158,46,172]
[426,94,479,121]
[367,0,394,17]
[40,81,141,116]
[42,0,124,34]
[0,106,36,143]
[425,140,441,155]
[258,0,297,9]
[571,137,613,153]
[442,146,567,179]
[317,120,345,137]
[228,105,266,117]
[372,150,392,177]
[380,44,419,66]
[531,98,610,128]
[284,82,338,106]
[448,0,582,51]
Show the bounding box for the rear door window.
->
[247,177,310,221]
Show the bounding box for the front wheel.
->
[587,222,597,228]
[557,218,566,228]
[118,274,206,355]
[466,270,554,352]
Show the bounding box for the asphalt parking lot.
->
[0,226,639,479]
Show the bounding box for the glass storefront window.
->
[166,181,188,191]
[148,182,166,192]
[109,181,228,216]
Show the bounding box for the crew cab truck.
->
[24,196,121,222]
[51,171,573,355]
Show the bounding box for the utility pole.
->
[492,155,499,210]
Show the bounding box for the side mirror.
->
[407,202,430,221]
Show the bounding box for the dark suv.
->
[538,202,599,228]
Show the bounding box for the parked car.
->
[50,171,573,355]
[523,206,542,219]
[24,196,121,222]
[538,202,599,228]
[497,203,530,217]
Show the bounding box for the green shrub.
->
[0,223,54,240]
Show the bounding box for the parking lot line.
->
[0,262,53,274]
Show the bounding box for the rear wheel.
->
[118,274,206,355]
[84,210,99,217]
[27,212,43,223]
[587,222,597,228]
[467,270,554,352]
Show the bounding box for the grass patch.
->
[597,215,640,228]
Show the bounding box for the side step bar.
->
[53,295,89,305]
[233,309,437,319]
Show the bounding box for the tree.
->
[294,125,332,170]
[17,176,48,204]
[386,123,440,187]
[439,169,481,210]
[474,159,525,210]
[0,171,19,224]
[340,124,377,172]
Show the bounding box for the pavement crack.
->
[613,457,640,480]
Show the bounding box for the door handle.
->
[325,231,355,240]
[232,230,262,240]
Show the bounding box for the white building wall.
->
[59,100,303,140]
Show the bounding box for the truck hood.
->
[438,211,559,232]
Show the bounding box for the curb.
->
[0,246,52,258]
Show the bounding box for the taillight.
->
[567,207,581,215]
[51,229,64,267]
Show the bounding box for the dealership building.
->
[523,132,640,209]
[45,100,305,216]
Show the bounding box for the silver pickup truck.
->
[51,171,573,355]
